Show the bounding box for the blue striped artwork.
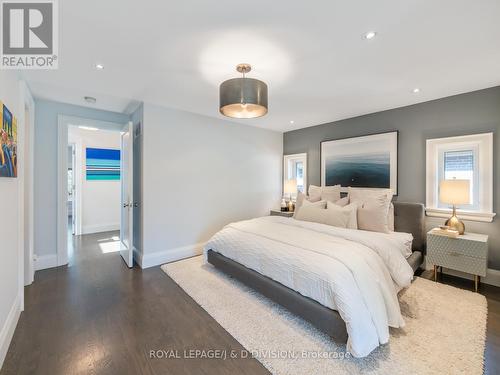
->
[86,148,120,180]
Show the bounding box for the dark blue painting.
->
[321,132,397,193]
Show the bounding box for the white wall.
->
[138,103,282,268]
[68,127,121,234]
[0,72,22,368]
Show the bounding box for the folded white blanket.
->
[204,216,414,357]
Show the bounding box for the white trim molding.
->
[82,223,120,235]
[135,243,204,269]
[0,294,21,369]
[425,208,496,223]
[426,133,495,222]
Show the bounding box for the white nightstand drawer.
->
[427,251,487,277]
[427,233,487,259]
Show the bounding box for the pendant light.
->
[219,63,268,119]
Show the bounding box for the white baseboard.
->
[137,243,204,269]
[34,254,58,271]
[0,294,21,370]
[424,261,500,287]
[82,223,120,235]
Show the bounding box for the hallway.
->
[1,231,268,375]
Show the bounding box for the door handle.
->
[133,202,139,208]
[123,203,129,208]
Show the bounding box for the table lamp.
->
[439,179,470,235]
[284,179,297,211]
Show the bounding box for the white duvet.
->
[203,216,414,358]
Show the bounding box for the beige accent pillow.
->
[302,199,327,209]
[294,191,321,213]
[356,196,391,233]
[295,201,356,229]
[388,203,395,232]
[333,196,349,207]
[308,185,341,203]
[348,187,394,231]
[308,185,322,201]
[326,201,358,229]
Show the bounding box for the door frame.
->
[56,116,126,266]
[18,81,35,306]
[67,143,77,235]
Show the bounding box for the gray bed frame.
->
[206,202,425,343]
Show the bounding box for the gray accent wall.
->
[284,86,500,269]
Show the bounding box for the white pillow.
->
[326,201,358,229]
[302,199,327,209]
[321,185,342,203]
[308,185,341,203]
[294,203,329,225]
[356,195,391,233]
[333,196,349,207]
[348,187,394,231]
[388,203,395,232]
[295,191,321,212]
[308,185,322,201]
[294,200,357,229]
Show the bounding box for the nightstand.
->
[427,230,488,292]
[270,209,294,218]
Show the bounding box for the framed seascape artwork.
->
[320,131,398,194]
[86,148,121,180]
[0,101,18,178]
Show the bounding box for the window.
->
[426,133,495,222]
[283,153,307,194]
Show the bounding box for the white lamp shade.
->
[284,179,297,195]
[439,179,470,205]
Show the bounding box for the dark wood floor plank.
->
[2,232,499,374]
[1,231,269,375]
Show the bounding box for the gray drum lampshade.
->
[219,64,268,119]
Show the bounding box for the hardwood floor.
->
[1,231,269,375]
[2,231,499,374]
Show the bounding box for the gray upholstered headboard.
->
[393,202,426,253]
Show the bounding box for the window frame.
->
[283,153,307,195]
[426,133,495,222]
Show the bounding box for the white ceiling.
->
[23,0,500,132]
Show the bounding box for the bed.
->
[204,202,425,357]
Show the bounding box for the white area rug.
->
[162,256,487,375]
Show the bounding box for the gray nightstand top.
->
[427,230,488,243]
[270,209,294,218]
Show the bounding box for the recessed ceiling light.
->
[364,31,377,40]
[413,88,420,93]
[94,63,104,70]
[290,120,294,124]
[84,96,97,104]
[78,126,98,131]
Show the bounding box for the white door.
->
[70,144,76,235]
[120,122,134,267]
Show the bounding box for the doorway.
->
[57,116,134,268]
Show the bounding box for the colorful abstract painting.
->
[86,148,120,180]
[0,101,18,178]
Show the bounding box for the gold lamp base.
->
[445,206,465,235]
